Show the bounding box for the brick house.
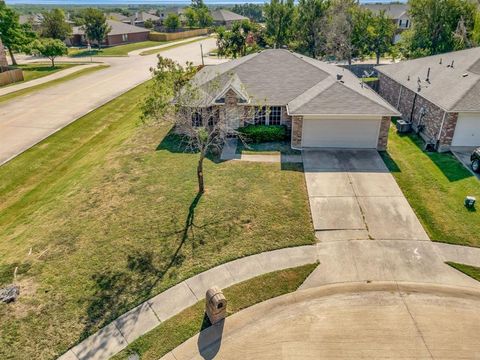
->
[187,49,399,150]
[376,47,480,152]
[70,20,150,47]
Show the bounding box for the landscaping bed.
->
[0,82,315,359]
[381,125,480,247]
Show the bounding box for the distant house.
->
[19,13,44,30]
[211,9,248,28]
[124,12,161,28]
[376,47,480,151]
[362,3,411,43]
[70,20,150,47]
[157,8,186,25]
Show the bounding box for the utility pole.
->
[200,43,204,66]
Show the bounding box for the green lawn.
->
[69,41,166,57]
[447,262,480,281]
[0,64,109,104]
[139,37,210,56]
[0,81,315,359]
[382,125,480,247]
[113,263,317,360]
[10,63,79,83]
[237,141,302,156]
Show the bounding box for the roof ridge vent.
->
[447,60,455,68]
[425,67,431,83]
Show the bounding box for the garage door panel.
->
[452,113,480,147]
[302,118,380,148]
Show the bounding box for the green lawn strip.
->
[0,79,314,359]
[69,41,167,57]
[112,263,318,360]
[237,141,301,156]
[4,63,79,85]
[0,64,109,104]
[446,262,480,281]
[140,36,211,56]
[381,124,480,247]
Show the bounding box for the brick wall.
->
[377,116,391,151]
[291,116,303,148]
[378,72,457,151]
[106,32,150,46]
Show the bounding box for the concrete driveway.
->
[0,37,224,166]
[303,149,429,242]
[451,146,480,180]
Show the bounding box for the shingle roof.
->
[211,9,248,22]
[73,20,150,36]
[192,49,399,116]
[376,47,480,112]
[131,12,160,22]
[362,3,409,19]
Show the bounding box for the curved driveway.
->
[0,37,222,166]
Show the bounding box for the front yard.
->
[0,82,314,359]
[1,63,79,88]
[68,41,165,57]
[382,125,480,247]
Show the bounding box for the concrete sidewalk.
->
[435,242,480,267]
[0,63,101,97]
[59,246,317,360]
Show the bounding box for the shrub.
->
[238,125,287,143]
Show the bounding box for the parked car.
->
[471,147,480,172]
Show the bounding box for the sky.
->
[6,0,407,5]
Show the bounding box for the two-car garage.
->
[451,113,480,147]
[301,117,382,149]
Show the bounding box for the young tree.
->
[368,10,396,64]
[41,8,72,41]
[142,56,248,194]
[0,1,36,65]
[144,18,154,29]
[264,0,295,48]
[29,38,68,67]
[165,13,180,32]
[295,0,329,57]
[81,8,111,48]
[196,7,213,28]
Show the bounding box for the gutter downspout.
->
[396,86,403,109]
[436,111,447,150]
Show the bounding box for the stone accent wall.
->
[378,72,458,151]
[377,116,391,151]
[225,89,238,107]
[291,116,303,148]
[0,39,8,70]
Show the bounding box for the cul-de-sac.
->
[1,0,480,359]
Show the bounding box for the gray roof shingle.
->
[211,9,248,22]
[193,49,399,116]
[73,20,150,36]
[376,47,480,112]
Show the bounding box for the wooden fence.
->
[0,68,24,86]
[149,28,208,42]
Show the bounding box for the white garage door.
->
[302,118,381,148]
[451,113,480,147]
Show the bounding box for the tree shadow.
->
[156,131,222,163]
[281,162,304,172]
[79,191,205,340]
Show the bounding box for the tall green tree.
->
[232,3,264,22]
[80,8,111,48]
[165,13,180,32]
[196,7,213,27]
[41,8,72,41]
[367,9,396,64]
[0,1,36,65]
[295,0,329,57]
[264,0,295,48]
[403,0,477,57]
[184,7,198,28]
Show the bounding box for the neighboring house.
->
[70,20,150,47]
[187,49,399,150]
[376,47,480,151]
[124,12,161,27]
[211,9,248,28]
[362,3,411,43]
[107,12,130,22]
[157,8,185,25]
[19,13,44,30]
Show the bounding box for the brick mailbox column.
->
[205,286,227,324]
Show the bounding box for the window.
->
[254,106,267,125]
[269,106,281,125]
[192,112,202,127]
[122,34,128,42]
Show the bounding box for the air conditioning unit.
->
[396,119,412,133]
